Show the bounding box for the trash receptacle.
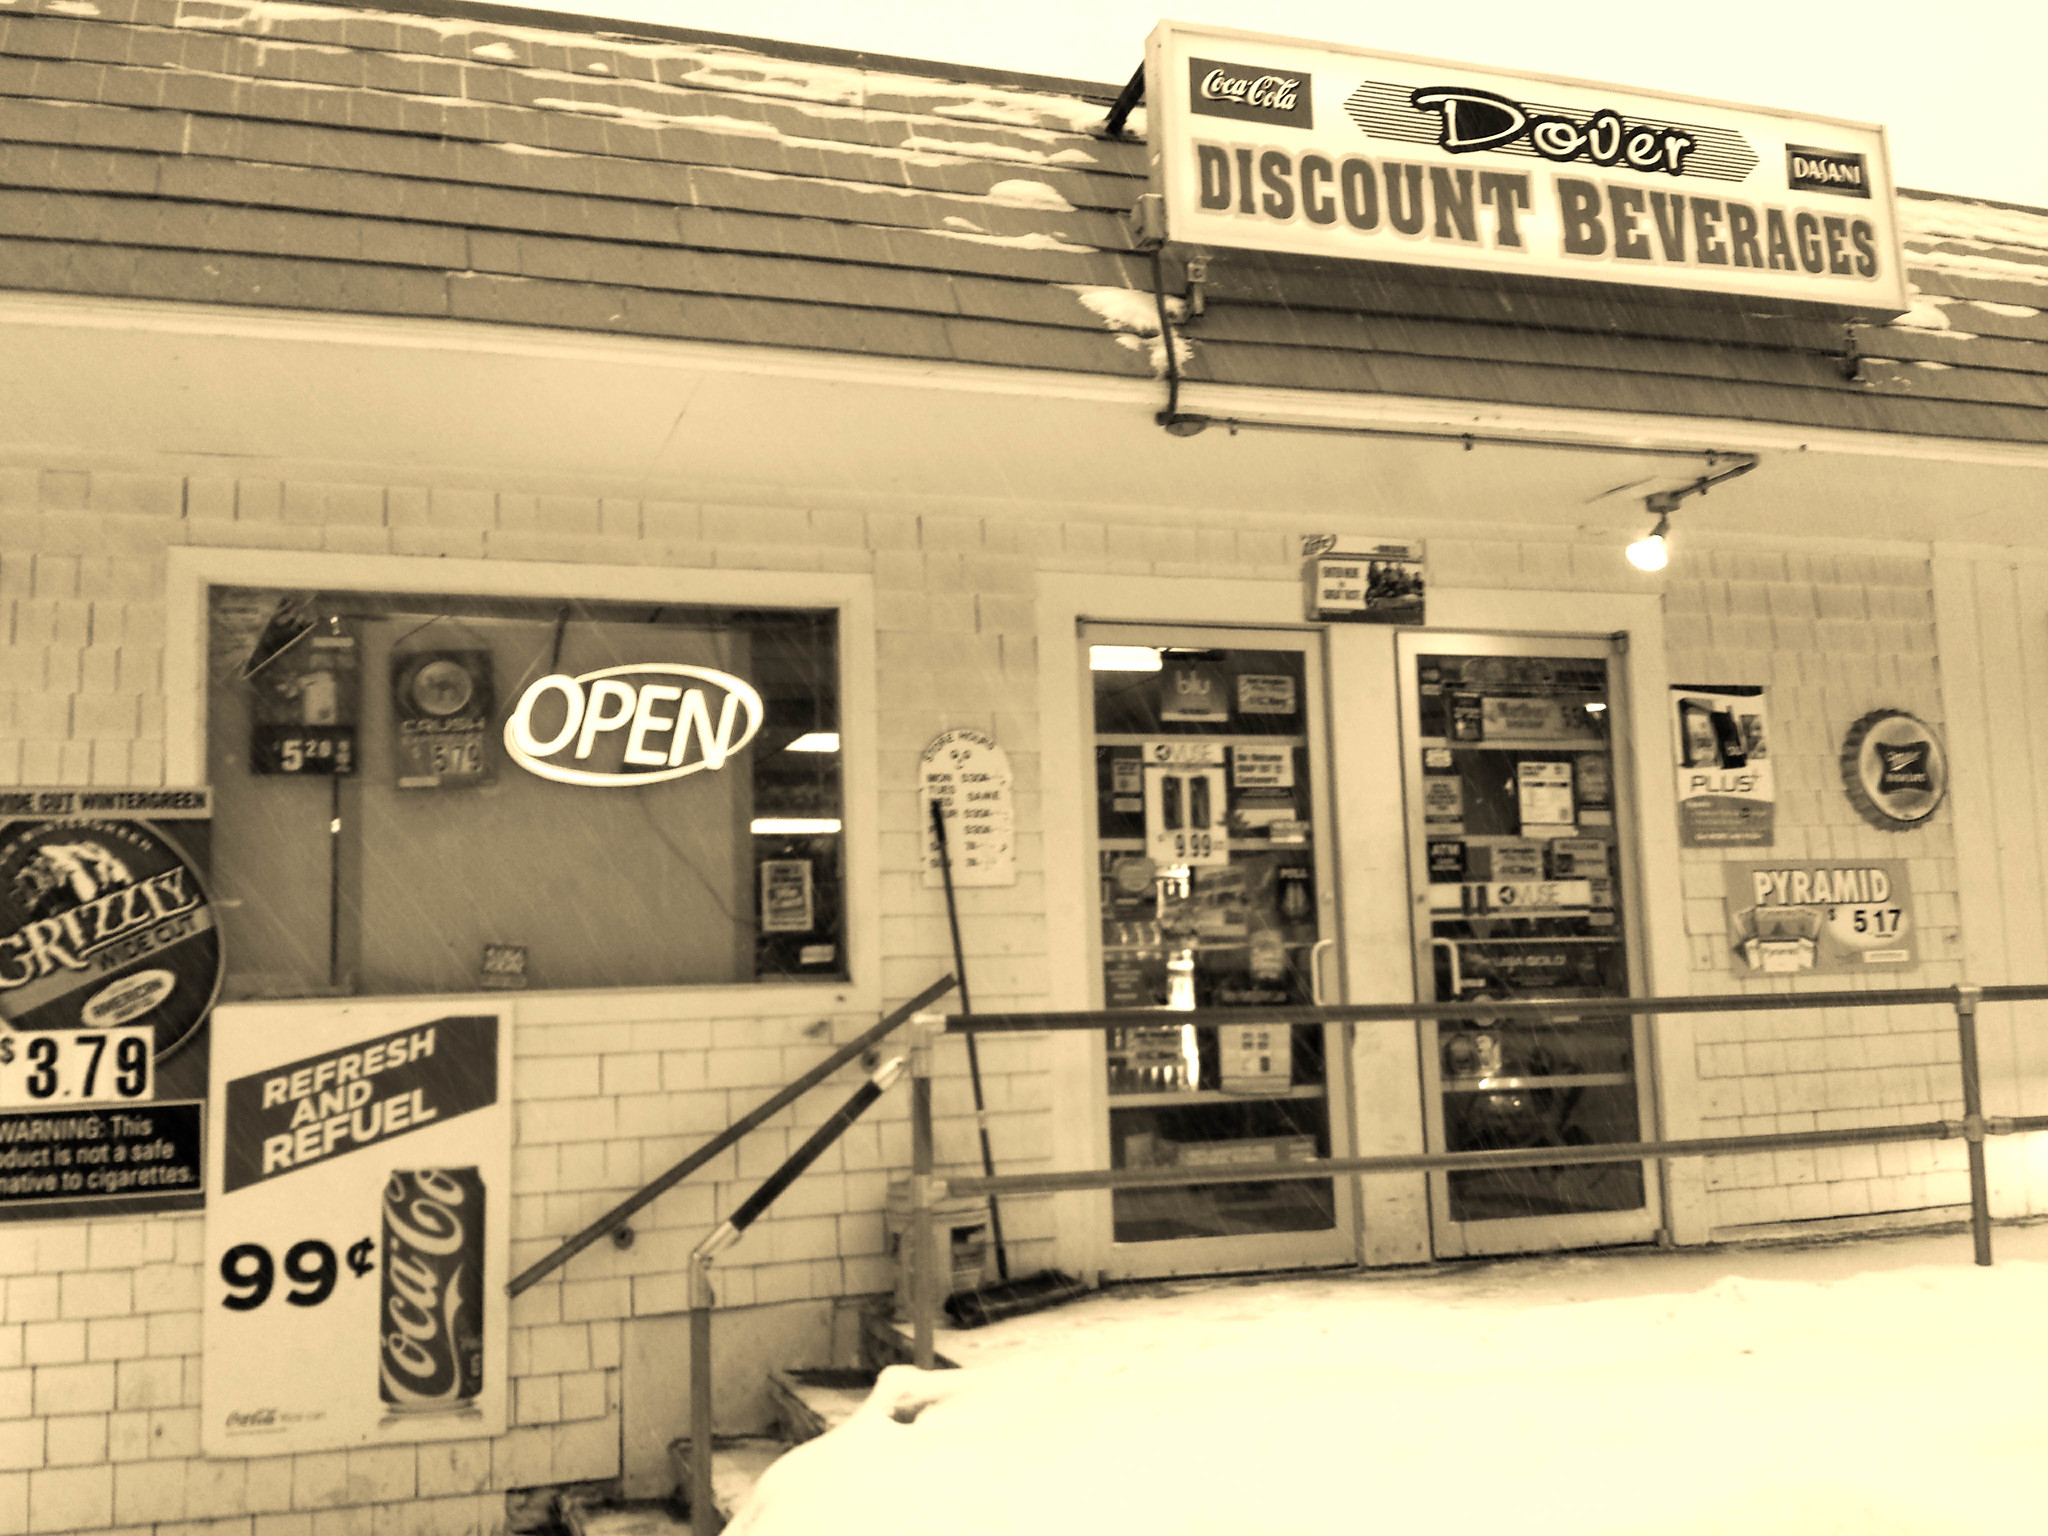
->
[883,1180,991,1320]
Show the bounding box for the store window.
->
[205,588,844,999]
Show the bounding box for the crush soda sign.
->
[502,664,763,787]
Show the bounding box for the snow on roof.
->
[1071,287,1193,376]
[0,0,2039,441]
[170,0,1123,134]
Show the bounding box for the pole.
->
[930,797,1008,1280]
[687,1241,724,1536]
[909,1012,939,1370]
[1954,983,1993,1266]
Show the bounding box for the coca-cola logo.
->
[226,1407,278,1428]
[380,1169,485,1412]
[1188,56,1313,129]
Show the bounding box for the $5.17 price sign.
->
[0,1028,152,1108]
[219,1234,375,1311]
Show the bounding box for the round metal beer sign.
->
[0,819,221,1060]
[1840,710,1948,830]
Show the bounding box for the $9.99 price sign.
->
[203,1002,509,1456]
[0,1028,152,1107]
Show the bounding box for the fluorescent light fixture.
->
[751,817,842,835]
[1584,702,1608,713]
[784,732,840,752]
[1090,645,1162,672]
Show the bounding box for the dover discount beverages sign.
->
[203,1003,510,1456]
[1147,22,1908,312]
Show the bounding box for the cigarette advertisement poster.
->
[1673,685,1775,846]
[1303,538,1427,625]
[203,1002,510,1457]
[0,790,218,1221]
[1723,860,1915,975]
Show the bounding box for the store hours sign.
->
[921,729,1016,888]
[1145,21,1908,313]
[203,1002,510,1456]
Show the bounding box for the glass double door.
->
[1083,623,1354,1276]
[1080,622,1660,1273]
[1398,631,1660,1257]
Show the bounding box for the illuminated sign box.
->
[1146,22,1909,314]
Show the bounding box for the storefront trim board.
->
[13,291,2048,479]
[1037,574,1695,1271]
[1930,546,2048,1218]
[162,546,883,1017]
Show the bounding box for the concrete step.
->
[766,1367,874,1444]
[858,1304,960,1372]
[559,1499,691,1536]
[667,1436,784,1532]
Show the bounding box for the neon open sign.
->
[503,664,764,787]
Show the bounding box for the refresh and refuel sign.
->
[1147,21,1908,313]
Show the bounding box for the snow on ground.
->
[732,1224,2048,1535]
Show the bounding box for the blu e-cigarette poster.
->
[1672,685,1775,847]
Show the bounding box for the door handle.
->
[1309,939,1335,1006]
[1431,937,1463,998]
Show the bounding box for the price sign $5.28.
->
[219,1236,376,1311]
[0,1028,152,1108]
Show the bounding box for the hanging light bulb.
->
[1626,508,1672,571]
[1622,459,1757,571]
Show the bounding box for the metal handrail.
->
[508,973,956,1298]
[900,980,2048,1367]
[934,982,2048,1031]
[687,1055,909,1536]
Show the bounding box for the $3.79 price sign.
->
[0,1028,152,1108]
[219,1233,376,1311]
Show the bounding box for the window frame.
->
[166,546,879,1017]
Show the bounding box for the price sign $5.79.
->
[0,1028,152,1108]
[219,1235,376,1311]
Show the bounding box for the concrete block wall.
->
[1659,544,1971,1234]
[0,458,1998,1531]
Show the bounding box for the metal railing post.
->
[687,1226,736,1536]
[1953,983,1994,1266]
[680,1056,906,1532]
[909,1011,941,1371]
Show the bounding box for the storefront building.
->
[1,1,2045,1529]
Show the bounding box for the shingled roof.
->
[0,0,2043,445]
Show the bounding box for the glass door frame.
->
[1081,619,1360,1279]
[1397,628,1664,1258]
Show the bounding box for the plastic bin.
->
[884,1180,991,1319]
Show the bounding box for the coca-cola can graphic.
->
[379,1167,485,1417]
